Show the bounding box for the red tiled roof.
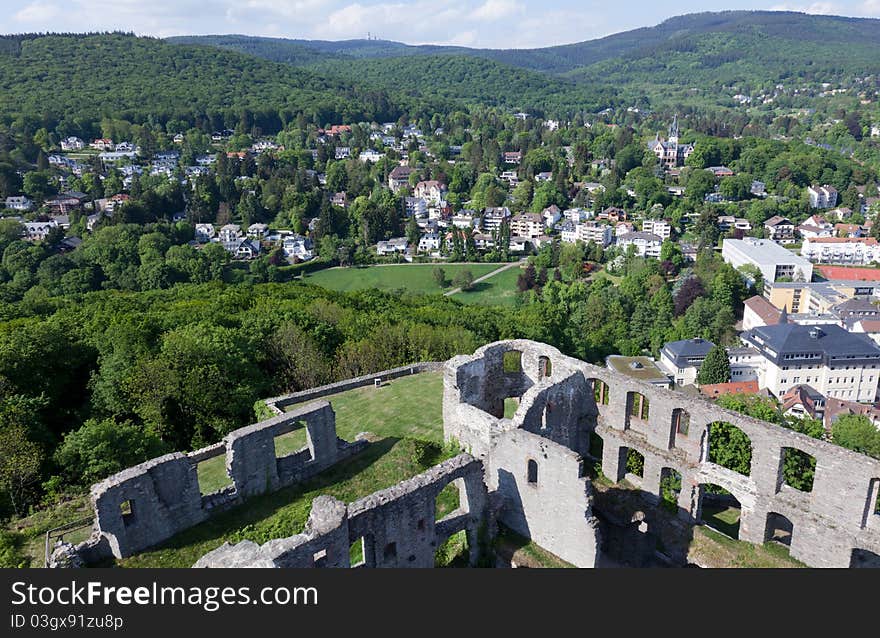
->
[699,380,759,398]
[816,265,880,281]
[743,295,782,325]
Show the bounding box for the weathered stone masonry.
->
[443,340,880,568]
[68,341,880,568]
[75,400,367,562]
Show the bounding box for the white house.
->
[509,213,544,239]
[808,184,839,209]
[376,237,409,256]
[801,237,880,265]
[282,235,313,261]
[60,137,84,151]
[642,219,672,240]
[414,180,447,205]
[798,215,834,239]
[4,196,33,211]
[23,220,58,241]
[247,223,269,239]
[359,149,384,163]
[195,223,215,243]
[576,222,613,247]
[418,232,441,252]
[217,224,242,243]
[617,231,662,258]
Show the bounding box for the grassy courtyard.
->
[117,372,448,567]
[302,263,502,295]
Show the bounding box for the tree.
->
[831,415,880,459]
[432,267,448,288]
[54,419,168,485]
[452,269,475,291]
[696,344,730,385]
[0,424,43,516]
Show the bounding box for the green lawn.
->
[701,502,741,539]
[302,264,501,295]
[453,265,524,307]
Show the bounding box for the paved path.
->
[444,260,524,296]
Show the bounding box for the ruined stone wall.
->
[444,340,880,568]
[266,362,444,414]
[486,428,600,567]
[80,400,366,561]
[194,454,488,568]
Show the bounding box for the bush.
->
[411,439,442,469]
[0,530,28,568]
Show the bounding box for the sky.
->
[2,0,880,48]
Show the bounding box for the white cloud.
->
[769,2,841,14]
[860,0,880,15]
[470,0,524,22]
[13,1,60,23]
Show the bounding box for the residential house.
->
[195,223,215,243]
[418,233,441,252]
[560,221,577,243]
[481,207,511,233]
[658,338,715,386]
[282,235,313,261]
[414,180,447,205]
[500,170,519,185]
[60,137,84,151]
[535,171,553,182]
[388,166,416,193]
[828,207,854,221]
[509,213,544,239]
[764,216,796,243]
[801,237,880,265]
[808,184,839,209]
[509,236,530,253]
[359,149,384,162]
[542,205,561,228]
[4,196,33,211]
[798,215,834,239]
[615,221,635,237]
[90,138,114,151]
[707,166,734,178]
[642,219,672,240]
[376,237,409,256]
[45,191,87,215]
[503,151,522,165]
[334,147,351,160]
[217,224,242,243]
[223,238,261,260]
[247,223,269,240]
[452,212,477,229]
[23,220,58,241]
[835,223,868,238]
[617,231,662,258]
[598,207,627,223]
[405,197,426,218]
[331,192,348,209]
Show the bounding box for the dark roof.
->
[741,323,880,361]
[661,338,716,368]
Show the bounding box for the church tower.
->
[668,115,679,145]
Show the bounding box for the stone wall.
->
[444,339,880,568]
[78,400,366,561]
[194,454,488,568]
[265,362,444,414]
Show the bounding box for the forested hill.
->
[0,33,420,133]
[171,11,880,90]
[307,55,616,115]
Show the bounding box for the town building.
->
[721,237,813,283]
[764,216,796,243]
[647,116,694,169]
[808,184,839,209]
[641,219,672,240]
[801,237,880,265]
[509,213,544,239]
[616,231,662,258]
[739,321,880,401]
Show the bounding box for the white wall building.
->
[721,237,813,283]
[617,231,662,258]
[801,237,880,265]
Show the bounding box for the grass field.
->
[115,372,449,567]
[302,264,502,295]
[452,265,524,307]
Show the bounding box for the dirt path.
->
[444,260,523,296]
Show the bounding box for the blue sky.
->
[2,0,879,48]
